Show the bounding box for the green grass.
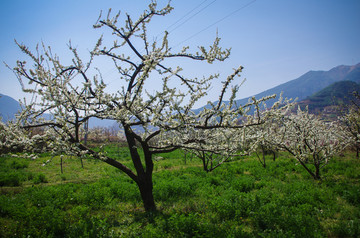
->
[0,147,359,237]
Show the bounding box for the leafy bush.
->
[0,172,22,186]
[332,216,360,237]
[154,177,193,202]
[232,176,256,192]
[9,160,29,169]
[32,173,48,184]
[333,183,360,206]
[140,213,226,238]
[67,216,114,238]
[0,156,30,186]
[106,177,141,202]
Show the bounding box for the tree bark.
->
[297,157,319,180]
[261,145,266,168]
[137,176,156,212]
[272,150,276,161]
[60,156,63,174]
[123,124,157,212]
[314,163,321,180]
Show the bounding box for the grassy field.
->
[0,145,359,237]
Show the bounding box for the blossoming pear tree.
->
[338,92,360,159]
[8,1,269,211]
[154,94,275,172]
[181,127,241,172]
[242,95,294,168]
[0,120,29,154]
[262,105,349,180]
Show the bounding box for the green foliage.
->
[9,160,29,169]
[154,171,196,202]
[32,173,48,184]
[0,156,31,186]
[0,172,23,186]
[0,151,360,237]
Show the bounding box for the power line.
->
[167,0,217,34]
[165,0,209,32]
[105,1,218,83]
[173,0,257,48]
[103,0,257,85]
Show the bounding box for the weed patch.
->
[0,151,359,237]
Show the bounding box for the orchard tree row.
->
[0,1,358,211]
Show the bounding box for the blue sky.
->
[1,0,359,107]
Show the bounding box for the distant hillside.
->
[343,64,360,83]
[2,63,360,123]
[0,93,119,128]
[0,94,21,122]
[195,63,360,113]
[298,81,360,113]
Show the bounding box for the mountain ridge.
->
[1,63,360,125]
[298,80,360,113]
[194,62,360,113]
[0,93,21,122]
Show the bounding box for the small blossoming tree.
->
[157,95,275,172]
[244,97,288,168]
[7,1,269,211]
[339,92,360,159]
[259,105,349,180]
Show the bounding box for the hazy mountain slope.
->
[2,63,360,123]
[298,81,360,112]
[0,93,21,122]
[343,65,360,83]
[0,93,117,128]
[195,63,360,113]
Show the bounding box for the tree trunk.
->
[314,163,321,180]
[60,156,63,174]
[272,150,276,161]
[183,150,187,165]
[139,146,157,212]
[261,145,266,168]
[137,177,156,212]
[123,124,157,212]
[80,157,84,168]
[297,157,319,180]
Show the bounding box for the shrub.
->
[156,213,224,238]
[0,172,22,186]
[67,216,114,238]
[154,177,193,202]
[32,173,48,184]
[9,160,29,169]
[232,176,256,192]
[333,183,360,206]
[332,218,360,238]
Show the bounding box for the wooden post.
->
[60,155,64,174]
